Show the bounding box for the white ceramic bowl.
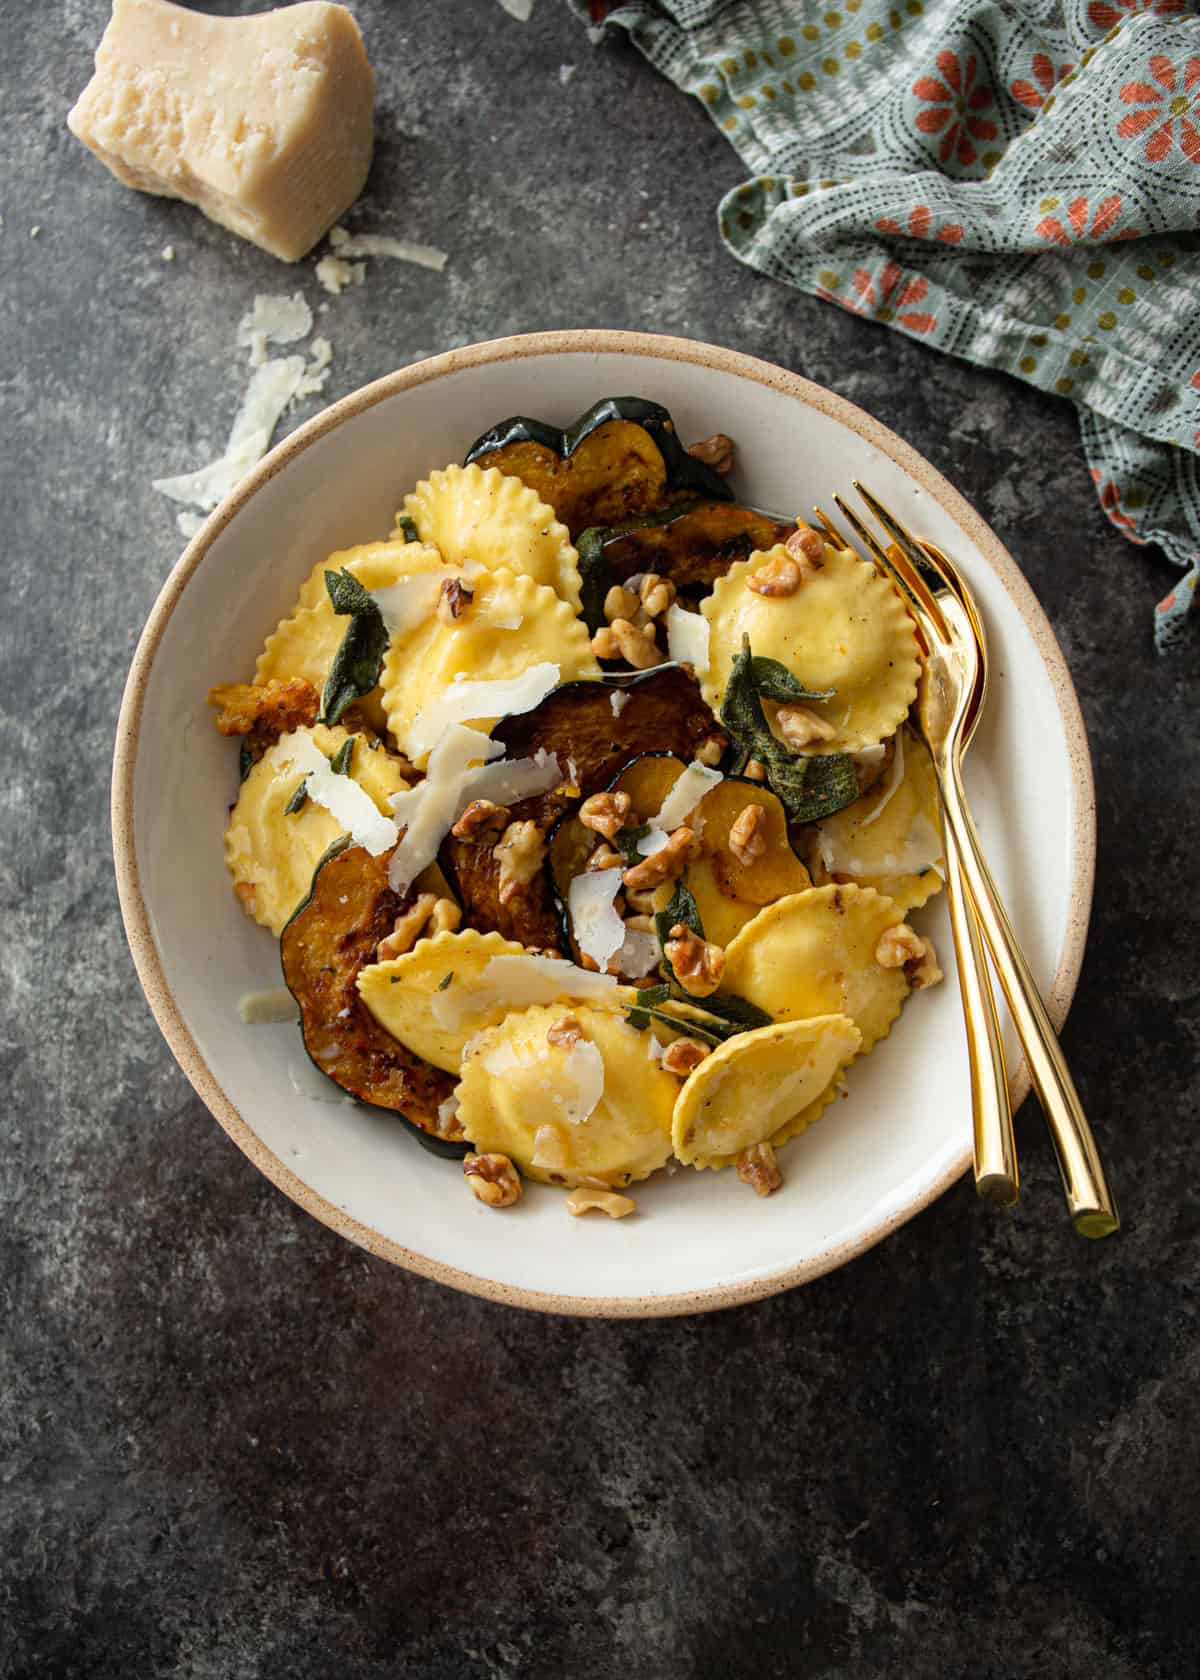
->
[112,331,1094,1316]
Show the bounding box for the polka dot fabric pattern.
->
[576,0,1200,648]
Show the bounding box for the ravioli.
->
[701,542,921,752]
[400,463,583,610]
[808,727,945,914]
[672,1015,862,1167]
[256,540,449,734]
[379,566,600,766]
[720,883,910,1052]
[457,1004,677,1186]
[357,929,528,1074]
[224,724,410,936]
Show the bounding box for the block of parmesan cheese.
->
[67,0,374,262]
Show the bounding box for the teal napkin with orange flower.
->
[576,0,1200,649]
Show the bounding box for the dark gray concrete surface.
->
[2,2,1197,1675]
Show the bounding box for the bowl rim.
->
[111,328,1095,1318]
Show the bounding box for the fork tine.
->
[847,485,951,640]
[831,493,929,628]
[810,507,848,548]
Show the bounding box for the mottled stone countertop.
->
[2,2,1196,1675]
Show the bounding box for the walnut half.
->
[737,1142,783,1197]
[664,924,725,997]
[463,1153,522,1208]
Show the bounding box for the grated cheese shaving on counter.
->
[666,602,710,674]
[237,292,313,367]
[277,732,399,856]
[176,510,204,540]
[404,663,560,761]
[315,254,365,295]
[568,868,626,969]
[859,731,904,829]
[153,356,307,512]
[296,336,333,398]
[329,224,448,272]
[432,953,621,1030]
[652,760,723,832]
[498,0,536,20]
[388,726,503,894]
[238,986,299,1025]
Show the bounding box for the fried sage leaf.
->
[319,568,390,727]
[719,637,857,824]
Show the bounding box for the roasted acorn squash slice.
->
[464,397,732,538]
[280,840,459,1141]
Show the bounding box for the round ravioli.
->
[256,541,449,736]
[379,566,600,766]
[808,727,945,914]
[292,538,447,614]
[672,1014,862,1168]
[224,725,410,937]
[357,929,527,1074]
[401,463,583,610]
[701,542,921,752]
[721,883,909,1052]
[457,1004,677,1187]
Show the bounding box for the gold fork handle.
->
[940,757,1120,1237]
[938,813,1018,1206]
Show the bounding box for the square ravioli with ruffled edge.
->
[205,406,944,1218]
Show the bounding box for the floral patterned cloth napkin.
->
[575,0,1200,649]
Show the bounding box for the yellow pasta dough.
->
[808,728,945,914]
[224,725,409,937]
[721,883,910,1052]
[292,538,447,613]
[701,542,921,752]
[400,464,583,609]
[357,929,528,1074]
[379,566,600,766]
[672,1015,862,1168]
[457,1004,677,1187]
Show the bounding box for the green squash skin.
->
[464,396,734,506]
[279,837,471,1156]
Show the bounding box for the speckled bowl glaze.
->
[112,331,1095,1317]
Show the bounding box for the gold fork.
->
[818,485,1119,1238]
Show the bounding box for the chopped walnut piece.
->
[592,617,662,669]
[728,803,767,866]
[906,936,943,991]
[494,820,547,905]
[624,913,656,932]
[604,584,640,623]
[664,924,725,997]
[743,758,767,783]
[463,1152,522,1208]
[785,524,826,566]
[695,733,727,768]
[377,892,438,959]
[623,884,664,914]
[587,842,623,872]
[661,1037,710,1077]
[428,898,462,936]
[233,881,258,917]
[566,1187,636,1219]
[737,1141,783,1197]
[748,553,803,598]
[622,826,698,891]
[547,1015,583,1048]
[874,922,926,970]
[687,432,735,475]
[638,572,676,620]
[208,677,320,739]
[775,704,838,751]
[437,576,474,622]
[579,791,632,841]
[451,798,511,840]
